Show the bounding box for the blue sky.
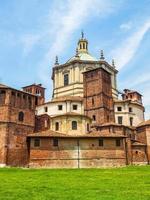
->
[0,0,150,118]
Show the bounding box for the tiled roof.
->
[22,83,46,89]
[114,99,143,107]
[91,122,135,130]
[28,129,126,138]
[0,83,36,96]
[0,83,11,89]
[28,130,68,137]
[123,89,142,96]
[137,120,150,127]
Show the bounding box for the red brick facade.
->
[34,114,50,132]
[0,85,37,166]
[0,81,150,168]
[28,123,150,168]
[83,68,114,124]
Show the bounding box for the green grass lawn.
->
[0,166,150,200]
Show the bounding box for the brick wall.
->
[132,145,147,165]
[83,68,114,124]
[0,88,36,166]
[35,115,50,132]
[29,137,126,168]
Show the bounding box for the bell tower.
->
[83,67,115,125]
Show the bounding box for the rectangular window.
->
[72,121,77,130]
[73,105,78,110]
[118,116,123,124]
[92,98,94,106]
[58,105,63,110]
[34,138,40,147]
[53,138,58,147]
[44,106,48,112]
[11,91,15,96]
[130,117,133,126]
[55,122,59,131]
[116,139,121,147]
[117,107,122,111]
[35,97,38,106]
[1,90,6,94]
[17,93,20,97]
[129,107,132,112]
[99,139,103,146]
[93,115,96,121]
[64,74,69,86]
[87,123,90,132]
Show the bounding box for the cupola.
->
[77,31,88,53]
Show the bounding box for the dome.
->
[67,52,97,63]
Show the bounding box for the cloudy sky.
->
[0,0,150,118]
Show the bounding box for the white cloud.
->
[121,72,150,89]
[112,19,150,69]
[120,21,132,31]
[21,34,41,55]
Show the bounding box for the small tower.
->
[77,31,88,53]
[22,84,45,105]
[122,89,143,104]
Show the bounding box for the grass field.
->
[0,166,150,200]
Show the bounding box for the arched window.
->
[72,121,77,130]
[83,43,85,49]
[18,112,24,122]
[64,74,69,86]
[55,122,59,131]
[80,44,82,49]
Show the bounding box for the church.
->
[0,33,149,168]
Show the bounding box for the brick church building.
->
[0,33,150,168]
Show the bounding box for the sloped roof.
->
[0,83,36,96]
[0,83,11,89]
[137,120,150,127]
[91,122,135,130]
[114,99,144,107]
[28,129,126,138]
[22,83,46,89]
[28,130,68,137]
[123,89,142,96]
